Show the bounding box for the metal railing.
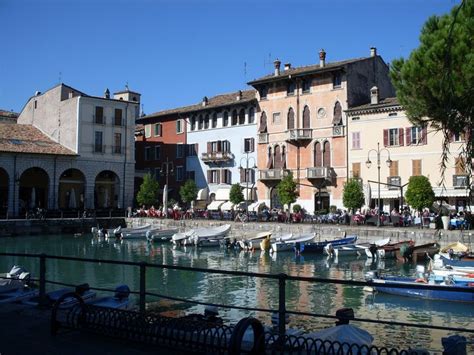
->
[1,251,472,345]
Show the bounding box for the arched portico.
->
[0,168,9,216]
[58,169,85,209]
[95,171,120,209]
[19,167,49,215]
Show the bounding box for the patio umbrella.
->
[364,183,371,208]
[30,187,36,209]
[162,184,168,216]
[69,188,77,209]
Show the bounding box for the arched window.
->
[249,107,255,124]
[223,111,229,127]
[303,106,310,129]
[314,142,322,167]
[274,145,282,169]
[198,115,203,130]
[259,111,267,133]
[211,113,217,128]
[281,146,286,169]
[239,108,245,125]
[190,116,196,131]
[232,110,238,126]
[267,147,273,169]
[323,141,331,167]
[204,114,210,129]
[333,102,342,125]
[287,108,295,130]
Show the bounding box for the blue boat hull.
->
[300,236,358,253]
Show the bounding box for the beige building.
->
[346,90,471,212]
[248,48,394,212]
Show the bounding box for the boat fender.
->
[415,278,427,283]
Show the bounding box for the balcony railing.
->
[332,125,345,137]
[453,174,469,189]
[201,151,234,163]
[94,144,105,153]
[258,133,269,144]
[306,167,333,180]
[286,128,312,142]
[259,169,289,181]
[387,176,401,190]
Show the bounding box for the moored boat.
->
[410,242,441,262]
[324,243,369,258]
[89,285,133,310]
[237,231,272,250]
[299,235,358,254]
[271,233,315,253]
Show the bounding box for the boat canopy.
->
[207,200,224,211]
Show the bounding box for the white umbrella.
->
[162,184,168,216]
[30,187,36,209]
[364,183,371,208]
[69,188,77,209]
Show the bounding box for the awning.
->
[248,201,266,212]
[215,188,231,201]
[197,187,209,200]
[220,201,235,211]
[207,201,224,211]
[377,190,401,199]
[241,187,256,201]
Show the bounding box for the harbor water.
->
[0,233,473,352]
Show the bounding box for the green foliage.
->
[136,173,159,207]
[405,176,435,212]
[292,204,302,213]
[276,173,297,211]
[342,179,365,213]
[329,205,337,213]
[179,180,198,207]
[229,183,244,205]
[390,1,474,184]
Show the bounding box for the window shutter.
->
[422,126,428,145]
[194,143,199,154]
[207,142,211,153]
[227,170,232,184]
[399,128,404,146]
[250,138,255,152]
[220,170,225,184]
[405,128,411,145]
[383,130,388,146]
[207,170,212,183]
[217,140,222,152]
[267,150,273,169]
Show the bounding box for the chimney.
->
[319,49,326,68]
[274,59,281,76]
[104,88,110,99]
[284,63,291,71]
[202,96,208,106]
[370,86,379,105]
[35,91,41,96]
[236,90,242,101]
[370,47,377,57]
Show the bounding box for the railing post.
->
[139,262,146,313]
[39,253,47,307]
[278,273,287,343]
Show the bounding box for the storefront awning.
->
[220,201,235,211]
[248,201,267,212]
[215,188,231,201]
[207,201,224,211]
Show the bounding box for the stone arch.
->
[314,141,322,167]
[323,141,331,167]
[58,168,86,210]
[239,108,246,125]
[95,170,120,209]
[302,106,311,129]
[0,168,9,215]
[270,187,282,210]
[259,112,267,133]
[19,167,50,213]
[287,107,295,130]
[332,101,343,125]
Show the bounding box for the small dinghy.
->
[300,235,358,254]
[325,243,369,257]
[0,266,37,304]
[173,224,231,246]
[146,228,180,242]
[89,285,132,310]
[271,234,314,253]
[238,231,273,250]
[23,283,96,309]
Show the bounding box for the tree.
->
[229,183,244,205]
[390,1,473,188]
[276,172,297,212]
[136,173,159,207]
[405,176,435,212]
[179,179,198,208]
[342,179,365,214]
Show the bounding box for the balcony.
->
[306,167,334,181]
[387,176,401,190]
[201,151,234,163]
[286,129,312,142]
[332,126,345,137]
[453,174,469,189]
[258,133,269,144]
[259,169,289,181]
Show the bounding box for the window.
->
[388,112,398,117]
[198,115,203,130]
[34,100,37,109]
[272,112,281,124]
[452,131,465,142]
[244,138,255,153]
[389,160,399,177]
[333,72,342,88]
[154,123,162,136]
[190,116,196,131]
[176,119,184,134]
[286,81,295,96]
[222,169,232,184]
[223,111,229,127]
[232,110,238,126]
[239,109,245,125]
[384,128,404,146]
[114,109,122,126]
[332,102,342,125]
[302,106,310,129]
[145,146,154,161]
[408,126,423,145]
[222,140,230,152]
[114,133,121,154]
[212,113,217,128]
[94,131,103,153]
[204,115,210,129]
[302,79,311,93]
[412,160,422,176]
[241,168,255,183]
[287,108,295,130]
[176,144,184,158]
[176,166,184,181]
[95,106,104,124]
[145,125,151,138]
[352,132,361,149]
[352,163,361,178]
[187,143,198,156]
[389,129,399,145]
[323,141,331,167]
[259,86,268,99]
[209,170,220,184]
[155,145,161,160]
[248,108,255,124]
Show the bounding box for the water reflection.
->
[0,234,472,351]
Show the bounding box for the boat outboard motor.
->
[114,285,130,300]
[335,307,354,326]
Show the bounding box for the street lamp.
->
[239,153,257,217]
[366,142,392,227]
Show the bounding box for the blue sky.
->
[0,0,459,114]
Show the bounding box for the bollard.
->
[39,253,47,306]
[278,273,287,344]
[139,262,146,313]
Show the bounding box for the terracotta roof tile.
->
[345,97,401,114]
[0,123,76,156]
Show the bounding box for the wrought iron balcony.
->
[332,125,345,137]
[258,133,269,144]
[453,174,469,189]
[259,169,289,181]
[201,151,234,163]
[286,129,312,142]
[306,167,334,180]
[387,176,401,190]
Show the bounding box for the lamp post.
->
[239,153,257,217]
[366,142,392,227]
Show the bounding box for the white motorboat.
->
[271,233,315,253]
[89,285,133,310]
[324,243,369,257]
[173,224,231,246]
[146,227,180,242]
[363,237,392,259]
